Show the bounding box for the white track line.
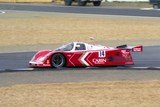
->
[140,8,160,11]
[0,10,5,14]
[0,67,160,72]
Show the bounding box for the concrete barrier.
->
[0,0,53,2]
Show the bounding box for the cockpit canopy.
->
[55,43,74,51]
[55,42,110,51]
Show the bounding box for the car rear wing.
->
[116,45,143,52]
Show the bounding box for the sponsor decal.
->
[92,58,107,64]
[133,47,142,52]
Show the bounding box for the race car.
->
[29,42,143,68]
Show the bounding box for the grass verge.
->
[0,11,160,47]
[0,81,160,107]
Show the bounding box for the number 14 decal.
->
[98,51,106,58]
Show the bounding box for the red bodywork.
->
[29,43,142,68]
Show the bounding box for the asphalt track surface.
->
[0,3,160,86]
[1,46,160,86]
[0,46,160,87]
[0,46,160,70]
[0,3,160,17]
[0,46,159,87]
[1,45,160,86]
[1,69,160,87]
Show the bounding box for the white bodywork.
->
[71,42,114,51]
[55,42,115,52]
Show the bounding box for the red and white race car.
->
[29,42,143,68]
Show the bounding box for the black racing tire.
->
[158,3,160,8]
[51,53,66,68]
[78,0,87,6]
[93,1,101,6]
[65,0,72,6]
[153,4,158,9]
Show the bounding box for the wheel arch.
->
[50,52,67,67]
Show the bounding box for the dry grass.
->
[0,81,160,107]
[0,12,160,46]
[0,9,160,107]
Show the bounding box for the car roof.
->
[71,42,114,51]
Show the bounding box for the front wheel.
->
[93,1,101,6]
[51,53,66,68]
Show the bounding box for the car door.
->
[65,43,87,67]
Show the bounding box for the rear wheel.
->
[153,4,158,9]
[78,0,87,6]
[51,53,66,68]
[65,0,72,6]
[153,3,160,9]
[93,1,101,6]
[158,3,160,8]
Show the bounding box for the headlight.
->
[38,57,46,62]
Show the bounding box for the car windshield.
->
[55,43,74,51]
